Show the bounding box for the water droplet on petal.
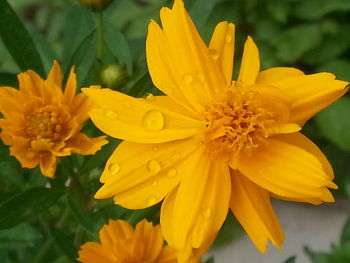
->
[196,72,205,82]
[202,208,211,219]
[167,168,177,178]
[148,197,157,206]
[105,109,118,119]
[147,160,161,174]
[143,110,164,131]
[183,73,193,84]
[152,181,158,186]
[225,34,232,43]
[108,163,120,175]
[209,49,219,60]
[144,93,155,101]
[153,146,158,152]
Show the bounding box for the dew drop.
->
[209,49,219,60]
[148,197,157,206]
[143,110,164,131]
[108,163,120,175]
[144,93,155,101]
[153,146,158,152]
[196,72,205,82]
[147,160,161,174]
[152,181,158,186]
[225,34,232,43]
[202,208,211,219]
[105,109,118,119]
[183,73,194,84]
[167,168,177,178]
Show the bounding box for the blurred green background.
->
[0,0,350,262]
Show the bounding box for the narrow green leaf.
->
[128,72,158,98]
[0,223,41,249]
[304,247,332,263]
[51,228,76,262]
[314,97,350,152]
[0,0,45,76]
[190,0,218,30]
[341,215,350,246]
[282,256,296,263]
[67,192,95,232]
[0,187,64,229]
[294,0,350,20]
[105,20,133,75]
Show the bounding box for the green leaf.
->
[314,97,350,152]
[190,0,218,30]
[128,72,158,98]
[304,246,333,263]
[105,20,133,75]
[0,187,64,229]
[0,223,41,249]
[317,60,350,81]
[294,0,350,20]
[273,24,322,63]
[341,215,350,246]
[282,256,296,263]
[266,0,290,24]
[0,72,18,87]
[0,0,45,76]
[67,192,95,232]
[51,228,77,262]
[205,257,215,263]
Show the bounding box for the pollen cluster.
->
[25,110,65,142]
[204,89,277,160]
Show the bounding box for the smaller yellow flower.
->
[77,219,180,263]
[80,0,114,12]
[0,61,108,178]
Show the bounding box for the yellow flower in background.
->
[0,61,108,178]
[78,219,180,263]
[83,0,348,260]
[80,0,113,12]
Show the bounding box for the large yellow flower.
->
[77,219,179,263]
[83,0,348,260]
[0,61,107,178]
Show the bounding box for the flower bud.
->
[100,64,127,89]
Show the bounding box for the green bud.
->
[100,64,127,89]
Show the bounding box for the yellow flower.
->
[83,0,348,260]
[80,0,113,12]
[0,61,108,178]
[77,219,179,263]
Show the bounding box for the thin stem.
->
[97,11,105,61]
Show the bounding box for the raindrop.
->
[183,73,194,84]
[202,208,211,219]
[225,34,232,43]
[152,181,158,186]
[196,72,205,82]
[209,49,219,60]
[147,160,161,174]
[167,168,177,178]
[143,110,165,131]
[105,109,118,119]
[148,197,157,206]
[108,163,120,175]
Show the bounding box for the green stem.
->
[97,11,105,61]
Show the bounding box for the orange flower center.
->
[204,89,277,162]
[25,111,63,142]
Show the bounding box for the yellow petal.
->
[95,138,198,209]
[237,36,260,87]
[155,246,178,263]
[64,133,108,155]
[230,170,284,253]
[160,146,231,249]
[146,0,226,112]
[77,242,116,263]
[39,153,57,178]
[99,219,134,250]
[264,72,348,125]
[47,60,62,88]
[83,88,205,144]
[63,66,77,106]
[276,132,334,179]
[209,22,235,87]
[256,67,304,84]
[134,220,164,262]
[237,138,336,201]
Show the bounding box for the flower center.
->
[204,89,278,163]
[25,111,62,141]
